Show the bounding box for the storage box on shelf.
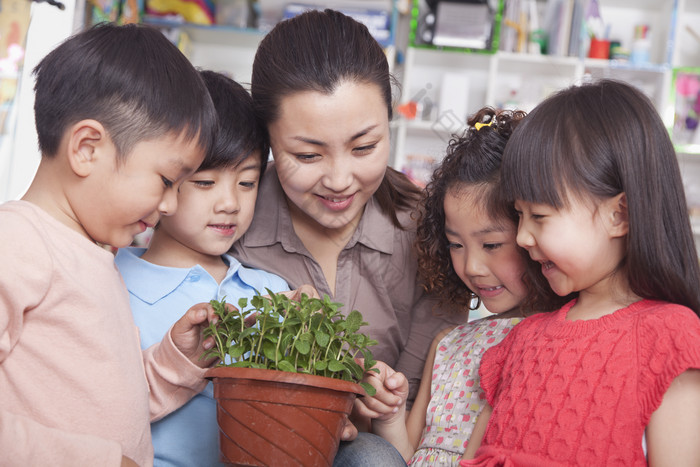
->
[391,0,691,187]
[140,0,397,84]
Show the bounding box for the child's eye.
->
[161,176,173,188]
[240,181,257,189]
[484,243,502,251]
[447,241,463,250]
[193,180,214,187]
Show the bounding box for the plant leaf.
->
[345,310,363,334]
[360,382,377,397]
[277,360,296,373]
[262,341,280,361]
[294,333,313,355]
[314,361,327,371]
[328,359,345,372]
[315,331,330,348]
[229,345,246,359]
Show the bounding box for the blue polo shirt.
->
[115,247,289,467]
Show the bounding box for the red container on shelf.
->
[588,38,611,59]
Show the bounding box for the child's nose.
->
[516,224,534,249]
[216,190,240,213]
[158,187,178,216]
[464,253,487,277]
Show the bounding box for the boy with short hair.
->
[0,23,219,466]
[115,70,291,466]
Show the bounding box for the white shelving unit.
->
[391,48,674,176]
[391,0,700,249]
[390,0,700,181]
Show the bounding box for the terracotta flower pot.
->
[206,366,365,466]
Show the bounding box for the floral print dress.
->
[408,317,522,467]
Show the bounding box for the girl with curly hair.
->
[357,107,567,466]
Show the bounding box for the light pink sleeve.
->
[143,327,208,422]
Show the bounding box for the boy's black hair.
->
[197,70,269,175]
[33,22,217,160]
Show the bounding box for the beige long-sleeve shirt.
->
[0,201,207,466]
[231,166,464,404]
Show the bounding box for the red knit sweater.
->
[465,299,700,466]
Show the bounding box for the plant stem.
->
[254,308,269,365]
[275,302,289,367]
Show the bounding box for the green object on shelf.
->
[409,0,503,54]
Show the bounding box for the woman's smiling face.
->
[268,80,390,234]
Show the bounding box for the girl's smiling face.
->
[444,187,528,315]
[514,192,628,299]
[267,80,390,237]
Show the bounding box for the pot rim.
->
[205,366,366,396]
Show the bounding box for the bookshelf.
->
[140,0,398,85]
[391,0,700,187]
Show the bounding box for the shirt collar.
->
[242,163,395,255]
[241,164,293,250]
[115,247,244,304]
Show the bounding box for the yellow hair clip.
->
[475,120,493,131]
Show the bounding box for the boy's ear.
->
[67,119,108,178]
[606,192,629,238]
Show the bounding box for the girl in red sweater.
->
[461,80,700,466]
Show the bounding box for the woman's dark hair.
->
[501,79,700,316]
[33,22,216,160]
[251,8,422,226]
[198,70,269,175]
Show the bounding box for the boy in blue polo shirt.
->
[115,70,290,466]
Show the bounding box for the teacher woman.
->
[231,9,461,411]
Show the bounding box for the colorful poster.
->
[671,68,700,154]
[0,0,31,134]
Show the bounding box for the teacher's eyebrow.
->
[291,124,381,147]
[346,125,379,143]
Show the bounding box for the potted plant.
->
[203,290,378,466]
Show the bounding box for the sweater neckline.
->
[546,298,651,337]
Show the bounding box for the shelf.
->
[676,144,700,156]
[583,58,669,73]
[600,0,668,11]
[496,51,580,66]
[142,16,265,35]
[0,71,19,80]
[392,118,459,134]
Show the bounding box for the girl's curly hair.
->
[415,107,526,311]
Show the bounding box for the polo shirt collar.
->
[115,247,244,304]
